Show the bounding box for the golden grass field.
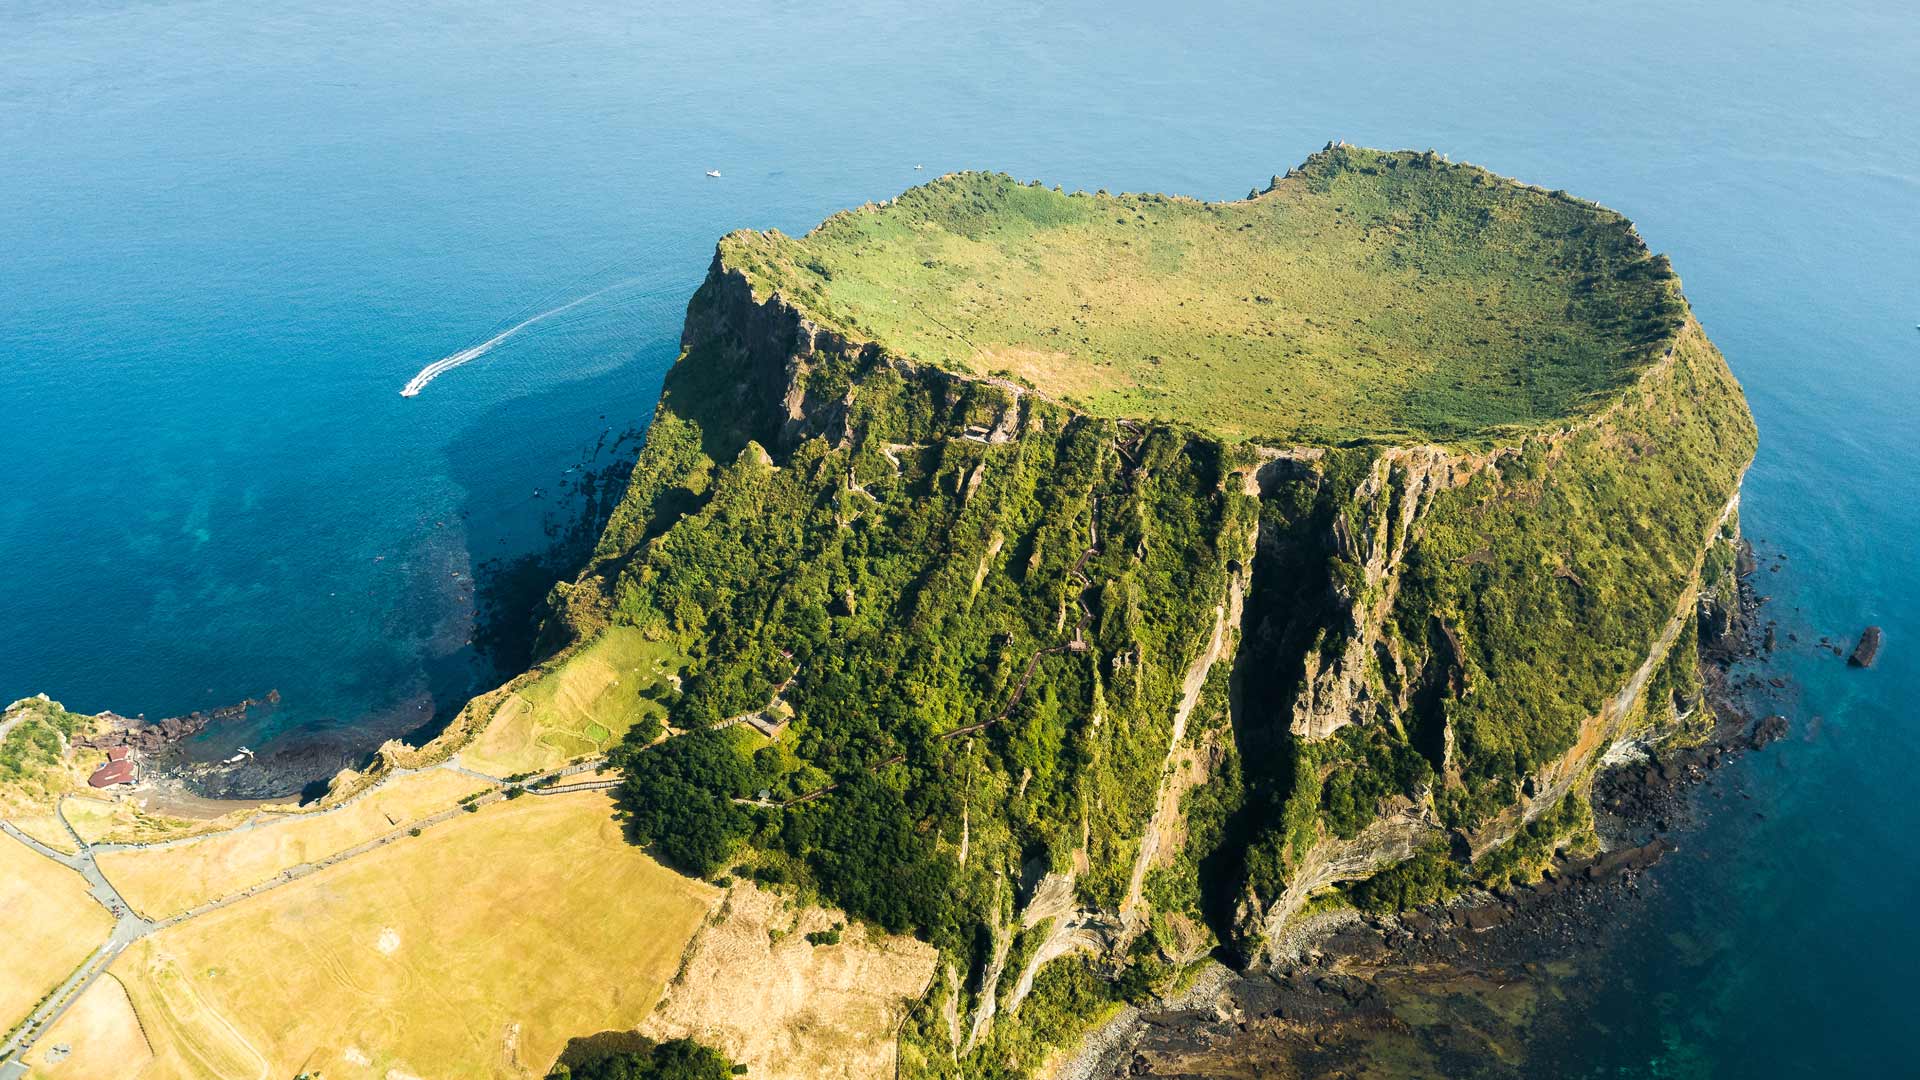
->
[47,792,717,1080]
[60,795,225,848]
[460,626,685,777]
[28,974,154,1077]
[95,767,492,920]
[0,832,113,1037]
[7,810,78,854]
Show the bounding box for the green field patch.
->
[463,626,689,776]
[720,146,1683,445]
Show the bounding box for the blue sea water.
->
[2,0,1914,1073]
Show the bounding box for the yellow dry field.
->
[644,882,939,1080]
[60,796,214,848]
[461,627,685,777]
[0,832,112,1036]
[81,792,717,1080]
[8,810,78,854]
[29,973,156,1077]
[95,767,491,920]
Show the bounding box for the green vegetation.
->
[1473,792,1594,889]
[1144,671,1241,928]
[600,305,1249,950]
[0,697,96,819]
[611,727,758,877]
[0,697,89,784]
[903,956,1121,1080]
[1349,838,1461,913]
[721,146,1682,444]
[464,626,689,776]
[1391,324,1753,827]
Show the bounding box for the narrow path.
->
[0,751,605,1072]
[528,778,619,796]
[444,761,514,784]
[87,758,504,855]
[0,807,154,1068]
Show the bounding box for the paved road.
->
[0,752,606,1072]
[529,778,619,795]
[0,810,153,1069]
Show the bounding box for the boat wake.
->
[399,279,642,398]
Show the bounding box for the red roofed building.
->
[88,760,136,788]
[105,746,130,763]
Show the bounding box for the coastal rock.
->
[74,692,276,755]
[1749,714,1790,749]
[1698,590,1746,659]
[1849,625,1882,667]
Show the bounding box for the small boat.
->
[705,169,722,178]
[915,164,924,170]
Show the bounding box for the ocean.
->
[2,0,1914,1074]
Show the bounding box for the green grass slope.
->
[718,145,1683,444]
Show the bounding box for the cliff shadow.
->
[1197,467,1343,952]
[398,342,677,749]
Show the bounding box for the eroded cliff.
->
[558,146,1756,1077]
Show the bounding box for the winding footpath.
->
[0,752,607,1075]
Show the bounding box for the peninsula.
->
[0,146,1757,1080]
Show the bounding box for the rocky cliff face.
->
[1211,319,1754,961]
[568,167,1757,1076]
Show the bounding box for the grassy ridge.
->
[720,146,1682,444]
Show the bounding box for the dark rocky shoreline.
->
[1079,546,1792,1078]
[75,690,280,755]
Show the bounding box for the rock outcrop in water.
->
[1849,625,1883,667]
[74,690,278,754]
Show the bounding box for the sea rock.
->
[75,692,276,754]
[1749,714,1790,750]
[1849,626,1882,667]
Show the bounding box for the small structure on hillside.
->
[88,759,137,788]
[743,712,788,739]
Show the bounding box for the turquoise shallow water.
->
[3,1,1915,1073]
